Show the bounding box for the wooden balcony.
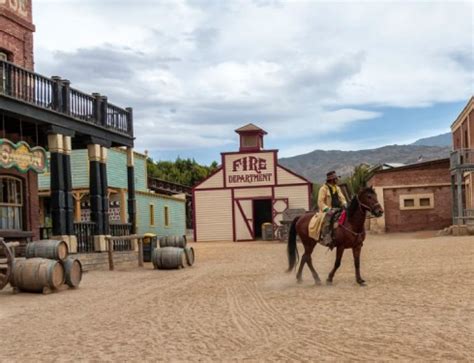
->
[450,149,474,172]
[0,60,133,147]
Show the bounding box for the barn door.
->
[235,199,254,241]
[272,198,289,239]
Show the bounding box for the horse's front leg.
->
[352,246,365,286]
[327,246,344,285]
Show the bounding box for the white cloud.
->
[32,0,473,156]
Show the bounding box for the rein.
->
[339,195,375,245]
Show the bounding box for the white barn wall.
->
[234,187,272,198]
[277,166,308,184]
[275,185,309,210]
[195,189,233,241]
[195,169,224,190]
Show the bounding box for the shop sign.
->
[0,0,28,18]
[225,152,275,187]
[0,139,47,173]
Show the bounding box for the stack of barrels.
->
[11,240,83,294]
[151,236,195,270]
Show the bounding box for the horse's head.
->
[357,187,384,217]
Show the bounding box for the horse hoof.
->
[357,280,366,286]
[314,280,322,286]
[326,279,333,286]
[297,278,303,284]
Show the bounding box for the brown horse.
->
[287,187,384,286]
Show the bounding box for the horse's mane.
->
[347,186,375,218]
[346,196,359,218]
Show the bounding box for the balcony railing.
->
[450,149,474,170]
[40,222,133,253]
[0,60,133,137]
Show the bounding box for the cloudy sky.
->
[33,0,472,164]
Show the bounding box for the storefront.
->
[193,124,312,242]
[1,0,136,253]
[37,148,186,252]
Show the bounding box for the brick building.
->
[368,159,452,233]
[1,0,136,254]
[450,96,474,224]
[0,0,35,69]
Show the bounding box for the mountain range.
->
[279,133,452,183]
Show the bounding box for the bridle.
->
[356,195,381,215]
[338,195,381,245]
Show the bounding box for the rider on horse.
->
[318,171,347,212]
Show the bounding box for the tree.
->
[147,157,219,187]
[343,164,376,197]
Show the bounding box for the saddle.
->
[308,208,345,248]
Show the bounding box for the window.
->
[241,135,258,148]
[0,177,23,230]
[419,198,431,207]
[400,193,434,210]
[0,52,7,61]
[164,206,170,227]
[149,204,155,226]
[404,199,415,208]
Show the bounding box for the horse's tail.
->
[287,216,300,272]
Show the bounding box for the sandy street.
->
[0,233,473,362]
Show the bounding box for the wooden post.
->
[138,238,144,267]
[457,170,464,225]
[107,238,114,271]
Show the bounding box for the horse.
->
[287,186,384,286]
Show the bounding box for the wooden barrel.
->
[184,247,195,266]
[159,236,186,249]
[25,240,68,261]
[11,258,65,293]
[152,247,185,270]
[62,258,83,288]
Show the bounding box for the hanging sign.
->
[0,139,47,173]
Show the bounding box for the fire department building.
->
[193,124,312,242]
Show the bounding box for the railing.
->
[0,60,133,137]
[106,234,146,271]
[148,177,192,196]
[74,222,96,253]
[110,223,132,237]
[450,149,474,170]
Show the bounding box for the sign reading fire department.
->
[0,139,47,173]
[224,152,275,187]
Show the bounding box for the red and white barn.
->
[193,124,312,242]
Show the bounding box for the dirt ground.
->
[1,233,473,362]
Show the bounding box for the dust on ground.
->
[0,233,473,361]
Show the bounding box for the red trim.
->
[222,155,228,188]
[277,163,313,184]
[221,149,279,156]
[235,196,272,201]
[231,189,236,242]
[195,182,309,192]
[236,199,253,238]
[273,151,278,186]
[192,166,223,191]
[192,188,197,242]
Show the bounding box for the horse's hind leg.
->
[327,246,344,285]
[296,254,308,283]
[306,255,321,285]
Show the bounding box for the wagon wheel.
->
[0,239,14,290]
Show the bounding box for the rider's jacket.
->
[318,183,347,212]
